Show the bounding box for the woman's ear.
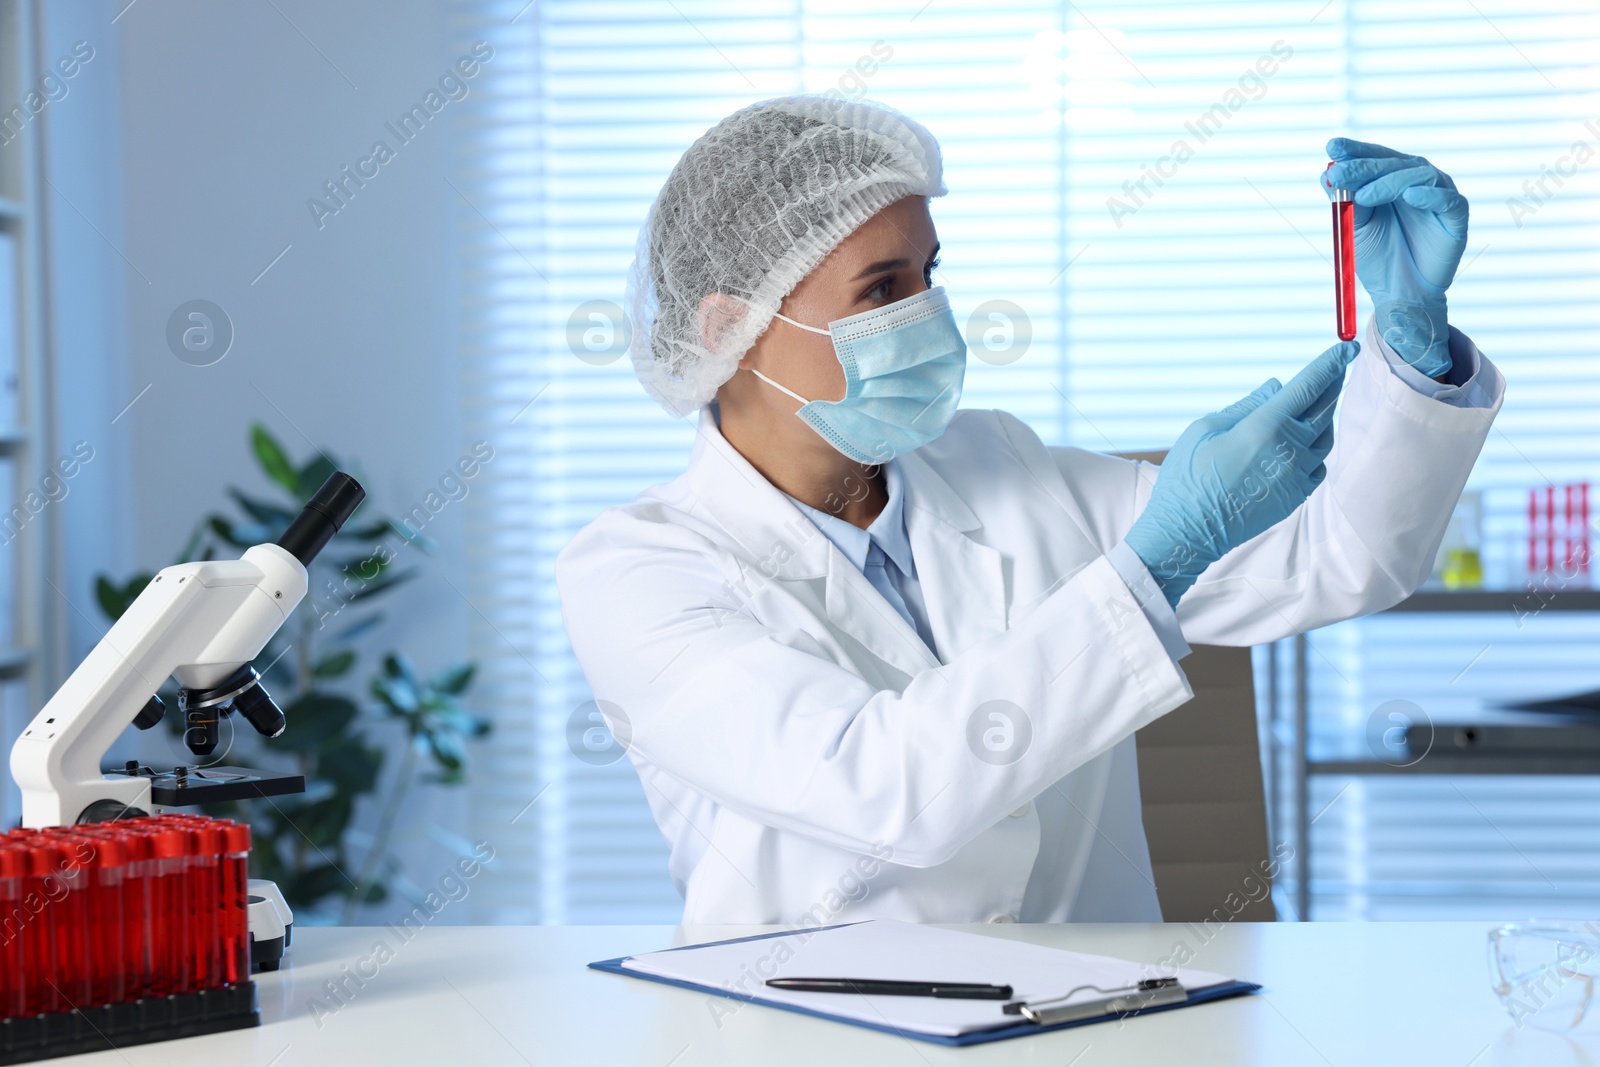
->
[696,292,750,359]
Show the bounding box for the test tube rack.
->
[0,813,259,1064]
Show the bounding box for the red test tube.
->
[77,830,127,1006]
[1529,489,1540,573]
[186,818,222,991]
[1547,485,1557,574]
[116,830,153,999]
[1574,479,1587,572]
[218,821,252,985]
[28,839,69,1014]
[51,834,95,1010]
[0,844,24,1019]
[143,821,192,996]
[1566,484,1576,573]
[1326,162,1357,342]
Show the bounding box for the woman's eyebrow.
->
[849,257,910,281]
[848,244,941,282]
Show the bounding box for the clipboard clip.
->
[1001,976,1188,1026]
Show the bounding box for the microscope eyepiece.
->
[275,471,366,566]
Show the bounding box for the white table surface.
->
[46,921,1600,1066]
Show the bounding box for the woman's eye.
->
[865,278,893,302]
[924,257,941,284]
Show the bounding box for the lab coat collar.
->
[780,460,917,580]
[684,405,831,580]
[685,406,1006,670]
[899,447,1009,656]
[686,405,986,579]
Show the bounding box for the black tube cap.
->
[275,472,366,566]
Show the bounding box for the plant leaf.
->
[331,554,388,584]
[288,862,350,906]
[336,519,398,541]
[371,673,419,716]
[252,423,300,495]
[384,652,419,685]
[345,569,417,604]
[227,487,297,529]
[318,737,383,795]
[425,729,465,773]
[292,795,353,851]
[335,613,384,643]
[430,662,477,696]
[95,574,150,621]
[174,521,208,565]
[383,520,437,553]
[264,693,360,751]
[312,650,357,678]
[208,515,271,548]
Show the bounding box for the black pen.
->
[765,977,1013,1000]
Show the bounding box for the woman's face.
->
[736,195,941,404]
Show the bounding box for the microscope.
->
[8,471,365,972]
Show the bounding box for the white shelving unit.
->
[0,0,63,827]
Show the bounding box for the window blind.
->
[452,0,1600,923]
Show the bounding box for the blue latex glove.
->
[1125,342,1360,607]
[1323,138,1469,379]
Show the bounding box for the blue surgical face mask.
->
[750,286,967,465]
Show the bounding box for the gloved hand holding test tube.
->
[1321,139,1469,379]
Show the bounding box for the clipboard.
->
[589,919,1260,1047]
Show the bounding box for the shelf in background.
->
[1388,587,1600,614]
[1310,754,1600,776]
[0,196,20,223]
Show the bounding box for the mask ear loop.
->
[748,368,812,405]
[771,310,832,336]
[748,308,834,404]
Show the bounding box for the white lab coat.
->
[557,330,1505,925]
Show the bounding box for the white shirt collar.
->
[782,461,916,578]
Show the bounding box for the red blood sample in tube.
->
[1574,486,1587,575]
[185,819,222,991]
[116,830,153,999]
[26,832,85,1011]
[219,821,252,985]
[0,845,24,1019]
[145,822,192,996]
[78,831,127,1006]
[1547,485,1557,574]
[1326,162,1357,341]
[28,840,69,1014]
[53,834,95,1009]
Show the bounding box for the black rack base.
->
[0,983,258,1064]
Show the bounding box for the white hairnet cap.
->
[626,95,946,416]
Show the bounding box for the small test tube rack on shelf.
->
[1528,483,1592,578]
[0,813,259,1064]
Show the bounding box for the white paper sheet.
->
[620,919,1236,1037]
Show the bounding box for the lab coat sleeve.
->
[556,515,1194,868]
[1106,540,1192,662]
[1166,319,1505,644]
[1376,318,1495,409]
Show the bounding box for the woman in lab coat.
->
[557,96,1504,925]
